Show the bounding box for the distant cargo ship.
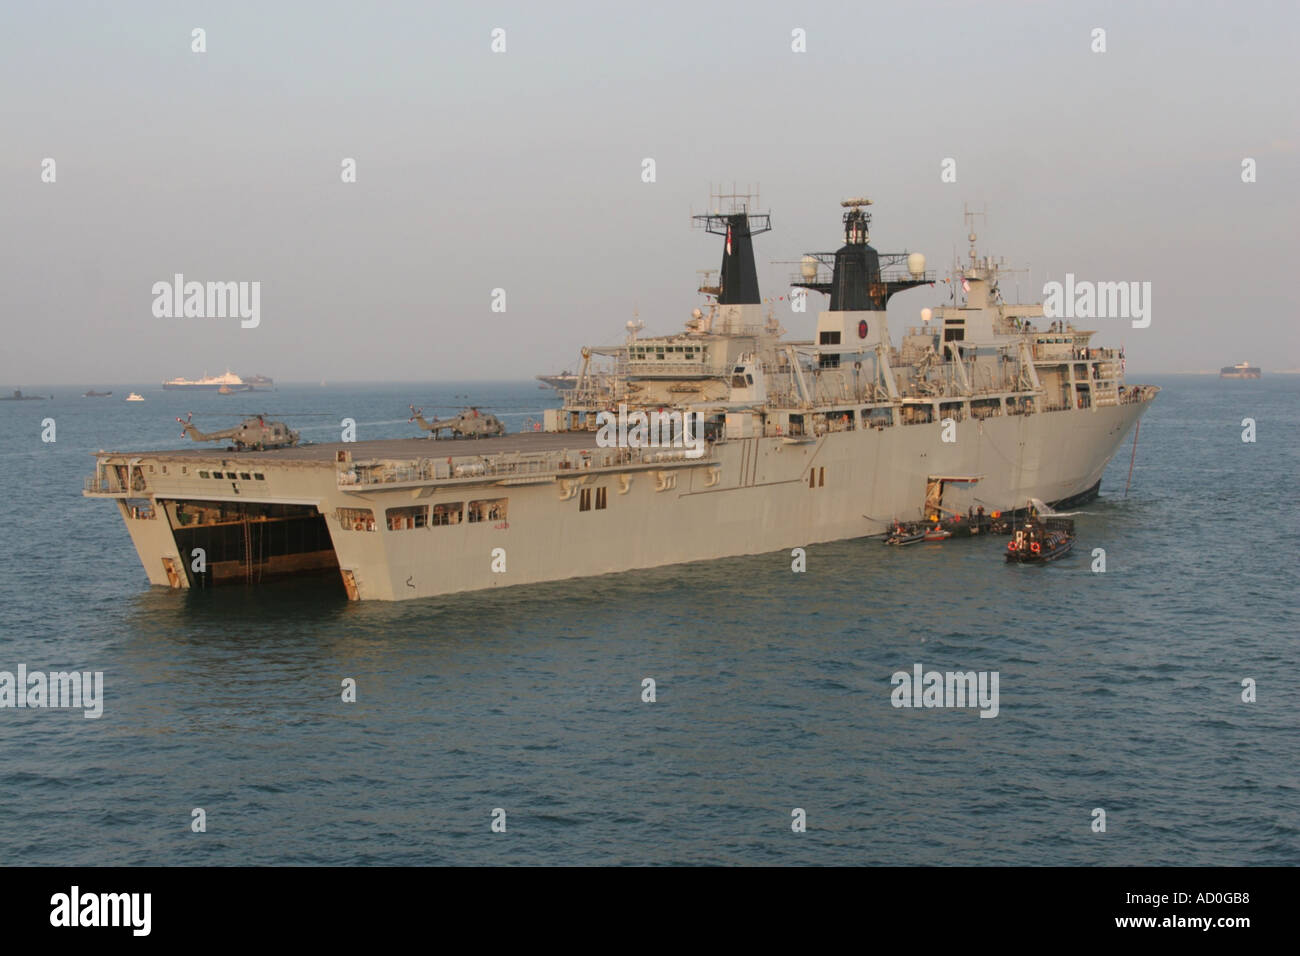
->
[161,370,272,391]
[535,371,578,390]
[1220,362,1261,379]
[84,390,112,397]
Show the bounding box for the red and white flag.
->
[961,277,970,293]
[725,226,732,255]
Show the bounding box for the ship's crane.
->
[177,413,300,450]
[408,405,505,439]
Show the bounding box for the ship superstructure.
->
[162,370,273,391]
[87,196,1157,600]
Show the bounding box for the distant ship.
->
[161,370,271,391]
[84,390,112,398]
[1220,362,1261,379]
[125,392,145,402]
[535,371,578,390]
[0,390,48,401]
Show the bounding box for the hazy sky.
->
[2,0,1297,384]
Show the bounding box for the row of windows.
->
[338,499,510,532]
[629,345,702,360]
[197,470,266,481]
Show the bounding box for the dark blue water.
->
[1,377,1296,865]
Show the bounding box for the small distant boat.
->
[84,390,112,397]
[218,385,235,395]
[125,392,145,402]
[922,526,951,542]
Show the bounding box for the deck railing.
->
[339,443,718,489]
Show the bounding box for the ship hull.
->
[162,383,264,390]
[88,394,1154,601]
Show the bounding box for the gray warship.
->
[86,196,1157,600]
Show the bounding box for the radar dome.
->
[921,308,933,323]
[800,256,818,281]
[907,253,926,277]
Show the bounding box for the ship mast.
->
[691,185,770,306]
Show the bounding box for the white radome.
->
[921,307,933,323]
[907,253,926,277]
[800,256,818,280]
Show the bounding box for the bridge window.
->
[819,330,841,345]
[199,471,210,479]
[579,488,591,511]
[596,487,607,510]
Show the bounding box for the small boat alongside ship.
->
[883,508,1000,544]
[1005,500,1076,564]
[883,523,926,546]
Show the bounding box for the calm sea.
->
[0,377,1296,865]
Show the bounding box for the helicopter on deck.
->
[177,413,300,451]
[408,405,506,439]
